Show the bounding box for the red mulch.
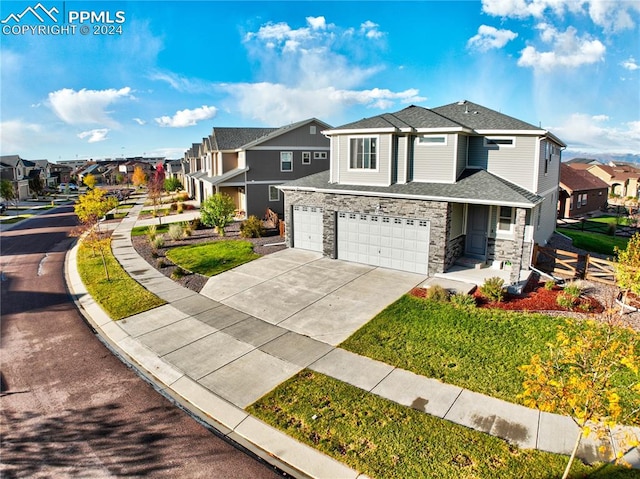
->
[410,281,604,314]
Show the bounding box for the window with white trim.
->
[269,185,280,201]
[280,151,293,172]
[310,125,316,135]
[498,206,514,232]
[349,137,377,169]
[313,151,327,159]
[484,137,515,148]
[302,152,311,164]
[418,135,447,145]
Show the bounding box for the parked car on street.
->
[58,183,78,192]
[0,202,6,213]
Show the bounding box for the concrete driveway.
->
[199,248,426,346]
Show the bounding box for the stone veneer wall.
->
[284,190,449,276]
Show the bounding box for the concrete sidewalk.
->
[65,196,639,477]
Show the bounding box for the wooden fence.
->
[556,218,639,238]
[532,245,617,285]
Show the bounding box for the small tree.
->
[164,177,183,193]
[200,193,236,236]
[148,163,166,225]
[74,188,118,280]
[131,166,147,188]
[1,179,17,210]
[83,173,97,189]
[615,232,640,304]
[519,317,639,478]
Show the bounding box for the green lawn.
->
[341,296,561,403]
[556,228,629,257]
[589,215,636,226]
[77,239,165,320]
[249,371,633,479]
[166,240,259,276]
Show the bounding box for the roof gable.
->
[560,163,609,193]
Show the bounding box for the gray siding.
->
[412,134,456,183]
[467,136,537,191]
[456,135,468,178]
[537,139,561,194]
[396,135,408,183]
[337,134,392,186]
[246,183,284,218]
[246,150,329,182]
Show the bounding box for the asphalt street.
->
[0,205,283,478]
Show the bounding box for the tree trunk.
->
[562,430,582,479]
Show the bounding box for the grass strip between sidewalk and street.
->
[77,238,165,320]
[248,370,633,479]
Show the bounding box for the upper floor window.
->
[350,137,377,170]
[418,135,447,146]
[280,151,293,172]
[310,125,317,135]
[302,152,311,165]
[484,137,515,148]
[313,151,327,159]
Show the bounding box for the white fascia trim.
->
[218,181,246,187]
[415,127,471,134]
[251,146,330,151]
[475,129,546,135]
[279,185,540,208]
[247,180,284,185]
[323,127,397,135]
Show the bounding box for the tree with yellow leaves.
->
[519,317,639,478]
[131,165,147,188]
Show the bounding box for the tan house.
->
[583,163,640,199]
[558,163,609,218]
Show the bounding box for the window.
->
[484,137,515,147]
[269,185,280,201]
[302,152,311,165]
[350,137,377,169]
[581,193,588,206]
[418,135,447,145]
[313,151,327,159]
[280,151,293,172]
[498,206,514,232]
[570,196,574,210]
[310,125,316,135]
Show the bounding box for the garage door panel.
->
[293,206,323,252]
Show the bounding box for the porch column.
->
[510,208,527,284]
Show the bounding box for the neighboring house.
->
[583,163,640,199]
[0,155,35,199]
[280,101,565,287]
[558,163,609,218]
[183,118,331,218]
[32,159,56,188]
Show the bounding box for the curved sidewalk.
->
[65,198,640,477]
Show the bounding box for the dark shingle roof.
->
[211,127,278,150]
[281,169,543,207]
[335,105,464,131]
[432,100,539,130]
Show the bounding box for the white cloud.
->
[621,57,639,70]
[222,82,424,125]
[481,0,639,32]
[149,71,215,93]
[360,21,384,39]
[518,25,605,70]
[306,16,326,30]
[0,120,44,155]
[48,87,133,126]
[467,25,518,51]
[154,105,217,128]
[133,118,146,125]
[553,113,640,154]
[77,129,110,143]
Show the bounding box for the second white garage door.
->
[293,205,324,252]
[337,212,430,274]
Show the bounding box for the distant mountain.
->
[562,151,640,166]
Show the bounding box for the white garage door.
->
[337,212,430,274]
[293,205,323,252]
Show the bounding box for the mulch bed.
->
[132,221,286,292]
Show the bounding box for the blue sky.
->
[1,0,639,162]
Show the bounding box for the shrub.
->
[556,292,577,310]
[450,293,476,309]
[176,202,184,214]
[200,193,236,236]
[479,277,505,303]
[168,223,184,241]
[181,221,193,237]
[169,202,178,211]
[562,281,582,300]
[425,285,450,302]
[146,224,157,240]
[151,235,165,250]
[156,258,168,268]
[240,215,265,238]
[190,218,202,230]
[544,280,555,291]
[171,267,188,280]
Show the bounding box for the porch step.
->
[454,256,486,269]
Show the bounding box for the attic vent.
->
[457,100,467,105]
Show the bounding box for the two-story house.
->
[280,101,565,287]
[0,155,35,200]
[183,118,331,219]
[558,163,609,218]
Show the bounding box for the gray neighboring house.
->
[280,101,566,287]
[0,155,35,200]
[183,118,331,218]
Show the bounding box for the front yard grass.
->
[248,370,633,479]
[131,224,170,236]
[556,228,628,257]
[77,239,165,320]
[166,240,259,276]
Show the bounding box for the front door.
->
[466,204,489,258]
